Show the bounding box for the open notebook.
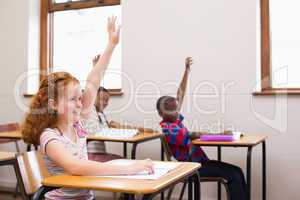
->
[95,160,181,180]
[94,128,138,139]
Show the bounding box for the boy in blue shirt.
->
[156,57,247,200]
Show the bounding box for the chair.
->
[14,151,50,200]
[161,135,230,200]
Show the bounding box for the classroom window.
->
[53,6,121,89]
[27,0,121,95]
[258,0,300,94]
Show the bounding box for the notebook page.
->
[94,128,138,139]
[94,160,181,180]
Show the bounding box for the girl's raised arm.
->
[81,16,120,118]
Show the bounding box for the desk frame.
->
[87,132,164,159]
[36,163,201,200]
[192,137,266,200]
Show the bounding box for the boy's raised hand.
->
[107,16,120,46]
[185,57,193,69]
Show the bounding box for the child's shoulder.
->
[40,128,62,154]
[40,128,62,144]
[41,127,60,136]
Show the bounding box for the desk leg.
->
[247,146,253,200]
[262,141,266,200]
[217,146,222,200]
[12,160,27,200]
[131,143,137,159]
[124,194,135,200]
[194,172,201,200]
[188,178,193,200]
[123,142,127,158]
[142,194,155,200]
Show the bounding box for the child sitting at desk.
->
[156,57,247,200]
[21,16,154,200]
[82,86,123,162]
[83,56,153,162]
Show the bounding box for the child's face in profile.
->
[95,91,110,112]
[56,82,83,124]
[161,100,179,123]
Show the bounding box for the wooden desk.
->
[192,135,267,200]
[0,130,38,152]
[0,151,16,164]
[40,161,201,200]
[0,130,22,140]
[87,131,164,159]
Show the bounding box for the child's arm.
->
[81,16,120,119]
[92,54,101,67]
[189,131,207,140]
[176,57,193,111]
[46,140,154,176]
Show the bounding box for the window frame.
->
[254,0,300,95]
[33,0,122,97]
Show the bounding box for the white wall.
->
[0,0,300,199]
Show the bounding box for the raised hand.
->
[107,16,120,46]
[92,54,101,66]
[185,57,193,69]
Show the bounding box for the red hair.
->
[21,72,79,146]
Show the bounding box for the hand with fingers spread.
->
[107,16,120,46]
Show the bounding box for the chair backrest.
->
[161,134,175,161]
[0,123,19,132]
[15,151,49,199]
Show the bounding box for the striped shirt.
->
[160,114,209,163]
[82,106,108,153]
[40,122,94,200]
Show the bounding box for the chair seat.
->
[200,176,228,184]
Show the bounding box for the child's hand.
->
[128,159,154,175]
[107,16,120,46]
[189,131,205,140]
[92,54,101,67]
[185,57,193,69]
[138,127,155,133]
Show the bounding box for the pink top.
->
[40,121,94,200]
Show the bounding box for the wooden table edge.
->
[42,162,200,194]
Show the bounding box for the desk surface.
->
[87,131,163,143]
[0,130,22,140]
[42,161,200,194]
[0,151,16,162]
[192,135,267,147]
[0,130,163,143]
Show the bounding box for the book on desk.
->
[94,160,181,180]
[94,128,139,139]
[199,131,243,141]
